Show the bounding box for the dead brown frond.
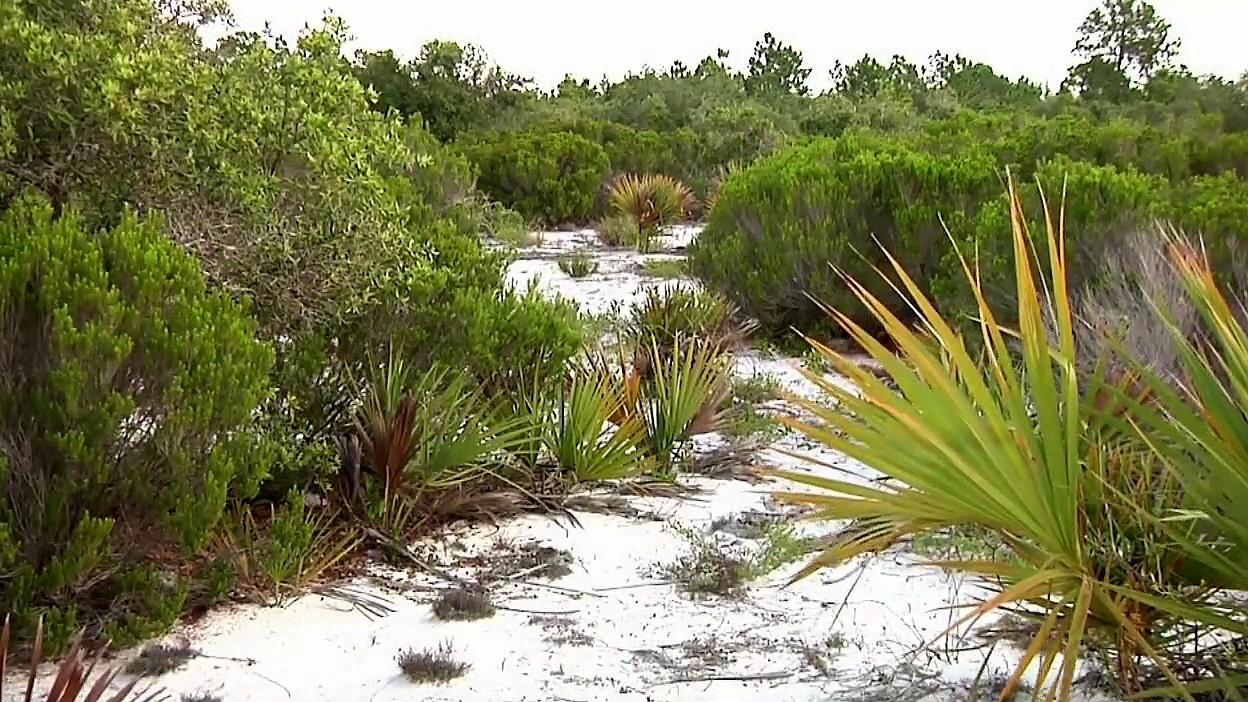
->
[1,615,163,702]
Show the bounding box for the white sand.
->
[5,225,1114,702]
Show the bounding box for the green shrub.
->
[1170,172,1248,274]
[690,136,999,336]
[0,199,272,646]
[466,129,610,225]
[595,213,639,247]
[939,158,1171,324]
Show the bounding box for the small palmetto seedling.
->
[546,362,647,482]
[634,339,731,477]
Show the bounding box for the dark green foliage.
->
[0,199,271,647]
[466,130,610,225]
[690,137,1000,335]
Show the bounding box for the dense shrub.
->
[690,137,999,335]
[690,131,1193,337]
[941,158,1172,322]
[466,129,609,225]
[0,199,272,644]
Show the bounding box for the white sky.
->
[224,1,1248,91]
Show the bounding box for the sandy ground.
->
[4,225,1116,702]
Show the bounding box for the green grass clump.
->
[595,213,640,248]
[557,253,599,278]
[642,258,688,279]
[660,522,807,596]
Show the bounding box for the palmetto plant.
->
[349,354,532,524]
[598,339,730,477]
[0,617,162,702]
[545,363,648,482]
[623,286,755,375]
[607,174,698,251]
[773,182,1248,700]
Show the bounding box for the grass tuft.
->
[126,641,200,676]
[396,641,470,683]
[659,522,807,596]
[431,587,495,621]
[557,252,598,278]
[642,258,688,279]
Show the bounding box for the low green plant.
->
[660,522,806,596]
[723,401,785,442]
[593,213,639,248]
[479,200,534,246]
[546,363,647,482]
[642,258,688,279]
[732,373,783,404]
[557,253,599,278]
[222,496,360,606]
[622,285,752,361]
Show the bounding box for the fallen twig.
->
[494,604,581,616]
[652,670,793,686]
[593,579,678,592]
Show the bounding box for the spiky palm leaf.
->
[607,174,698,251]
[0,617,163,702]
[772,180,1248,700]
[353,352,420,504]
[546,363,647,482]
[636,338,731,476]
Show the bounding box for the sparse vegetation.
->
[642,258,688,279]
[557,252,599,278]
[594,213,641,248]
[431,588,495,621]
[660,521,807,596]
[396,641,470,683]
[4,0,1248,696]
[127,641,201,677]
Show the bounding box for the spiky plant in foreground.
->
[607,174,698,251]
[1,617,162,702]
[774,181,1248,700]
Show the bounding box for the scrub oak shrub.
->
[940,158,1172,326]
[466,129,610,225]
[689,136,999,337]
[0,199,272,646]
